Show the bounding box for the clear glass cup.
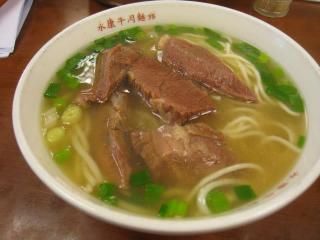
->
[253,0,293,18]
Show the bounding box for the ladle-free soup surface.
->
[41,25,306,217]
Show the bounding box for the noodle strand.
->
[197,178,246,215]
[71,131,104,182]
[262,135,301,153]
[187,163,263,202]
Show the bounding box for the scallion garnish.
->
[234,185,256,201]
[206,190,231,213]
[159,199,188,218]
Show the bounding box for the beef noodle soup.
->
[41,25,306,217]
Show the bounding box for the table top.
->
[1,0,320,239]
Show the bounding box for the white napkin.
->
[0,0,33,58]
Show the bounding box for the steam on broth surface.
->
[41,25,306,217]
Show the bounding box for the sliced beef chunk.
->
[108,129,132,189]
[91,92,133,189]
[128,57,215,124]
[106,93,133,189]
[160,37,257,102]
[131,123,234,187]
[106,91,129,130]
[75,45,140,105]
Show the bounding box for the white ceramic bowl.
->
[13,0,320,234]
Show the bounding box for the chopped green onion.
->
[53,146,72,164]
[203,28,228,42]
[258,52,269,63]
[167,25,197,35]
[62,73,80,89]
[103,35,121,47]
[273,67,285,78]
[46,126,66,144]
[184,26,203,34]
[65,53,85,71]
[266,84,304,112]
[154,25,165,34]
[94,36,108,45]
[232,42,262,63]
[206,190,231,213]
[53,97,68,113]
[88,43,105,52]
[55,53,84,89]
[61,104,82,125]
[232,41,304,113]
[159,199,188,218]
[206,38,224,51]
[97,182,118,205]
[130,169,152,187]
[234,185,256,201]
[297,135,306,148]
[91,35,120,52]
[154,25,202,36]
[44,83,61,98]
[135,31,147,40]
[144,183,165,203]
[89,29,145,52]
[56,69,80,89]
[118,26,145,42]
[259,66,276,86]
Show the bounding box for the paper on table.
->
[0,0,33,58]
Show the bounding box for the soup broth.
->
[41,25,306,217]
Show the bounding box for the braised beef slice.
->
[108,129,132,189]
[90,92,133,189]
[128,57,215,124]
[160,37,257,102]
[131,123,234,187]
[106,91,129,130]
[75,45,140,105]
[107,93,134,189]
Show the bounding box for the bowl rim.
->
[12,0,320,234]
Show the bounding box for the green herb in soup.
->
[41,25,306,218]
[232,42,304,112]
